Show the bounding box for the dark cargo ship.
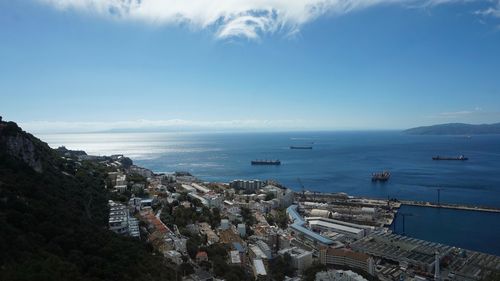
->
[432,155,468,161]
[372,171,390,182]
[290,146,313,149]
[251,160,281,165]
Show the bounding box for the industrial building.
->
[287,205,335,246]
[350,231,453,273]
[307,218,365,239]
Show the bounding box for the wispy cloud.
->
[37,0,491,39]
[427,107,500,122]
[475,0,500,18]
[19,118,312,133]
[436,107,483,118]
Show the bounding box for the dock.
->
[399,200,500,213]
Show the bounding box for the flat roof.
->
[287,205,334,245]
[253,259,267,276]
[308,220,364,235]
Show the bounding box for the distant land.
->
[404,122,500,135]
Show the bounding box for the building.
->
[256,240,272,259]
[278,247,313,272]
[350,231,452,273]
[250,244,269,260]
[192,183,210,193]
[319,247,374,275]
[287,205,335,246]
[108,200,138,237]
[232,242,246,263]
[128,165,153,178]
[230,179,265,191]
[315,270,368,281]
[166,250,183,265]
[238,223,246,237]
[230,250,242,265]
[199,222,219,245]
[263,185,294,208]
[196,251,209,263]
[220,219,230,230]
[253,259,267,279]
[307,218,365,239]
[188,192,209,206]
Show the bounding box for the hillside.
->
[404,122,500,135]
[0,120,176,281]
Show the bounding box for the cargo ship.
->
[372,171,390,182]
[290,146,313,149]
[251,160,281,165]
[432,155,468,161]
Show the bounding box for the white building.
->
[256,240,272,259]
[238,223,246,237]
[253,259,267,278]
[230,250,242,265]
[263,185,294,208]
[192,183,210,193]
[315,270,368,281]
[307,218,366,239]
[231,179,265,191]
[165,250,183,265]
[278,247,313,272]
[220,219,230,230]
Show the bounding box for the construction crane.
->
[297,178,306,201]
[437,187,444,206]
[397,212,413,236]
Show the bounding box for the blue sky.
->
[1,0,500,133]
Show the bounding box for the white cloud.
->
[475,0,500,18]
[38,0,487,39]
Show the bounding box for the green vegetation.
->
[268,253,295,281]
[302,262,327,281]
[266,208,288,229]
[0,121,176,281]
[204,244,251,281]
[160,204,220,229]
[265,191,275,201]
[240,206,256,226]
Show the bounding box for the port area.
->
[296,191,401,227]
[296,191,500,229]
[399,200,500,213]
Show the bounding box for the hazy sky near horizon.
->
[1,0,500,133]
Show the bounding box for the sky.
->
[1,0,500,133]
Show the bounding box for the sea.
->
[39,131,500,255]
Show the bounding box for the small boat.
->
[372,171,390,182]
[432,155,468,161]
[251,160,281,165]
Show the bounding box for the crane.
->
[437,187,444,206]
[297,178,305,200]
[397,212,413,236]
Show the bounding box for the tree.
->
[240,207,256,226]
[265,192,275,201]
[268,253,295,281]
[303,262,327,281]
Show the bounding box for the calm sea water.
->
[39,131,500,255]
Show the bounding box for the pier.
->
[399,200,500,213]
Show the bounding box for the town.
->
[64,150,500,281]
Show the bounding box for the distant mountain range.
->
[404,123,500,135]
